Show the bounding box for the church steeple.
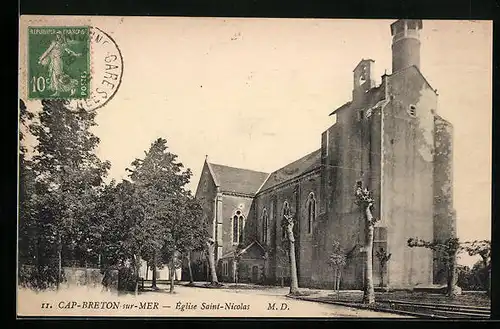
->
[390,19,423,73]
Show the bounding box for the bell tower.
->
[390,19,423,73]
[352,59,375,102]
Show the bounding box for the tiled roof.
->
[329,101,352,116]
[207,163,268,196]
[259,149,322,192]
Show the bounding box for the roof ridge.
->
[208,162,269,175]
[270,148,321,173]
[205,161,220,186]
[256,173,272,194]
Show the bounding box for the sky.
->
[20,17,492,267]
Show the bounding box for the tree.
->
[375,247,391,288]
[18,100,36,273]
[161,194,206,293]
[407,237,461,297]
[182,199,206,285]
[282,213,300,295]
[274,245,289,287]
[126,138,193,292]
[232,243,245,285]
[462,240,491,295]
[27,100,110,289]
[328,241,347,292]
[354,180,379,304]
[206,238,219,285]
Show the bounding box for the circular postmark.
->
[69,26,123,111]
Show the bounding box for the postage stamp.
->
[17,16,492,320]
[73,26,123,111]
[28,26,91,100]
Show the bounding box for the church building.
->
[193,19,456,289]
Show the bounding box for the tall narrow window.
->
[238,215,244,243]
[232,210,245,244]
[232,214,239,244]
[282,201,290,240]
[307,192,316,234]
[262,209,268,244]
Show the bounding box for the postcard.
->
[18,15,492,319]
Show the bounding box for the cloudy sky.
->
[21,17,492,266]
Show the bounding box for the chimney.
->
[390,19,423,73]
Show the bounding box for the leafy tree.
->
[375,247,391,288]
[354,180,379,304]
[184,201,208,285]
[282,213,300,295]
[18,100,36,270]
[160,194,206,293]
[408,238,490,297]
[126,138,192,290]
[99,180,147,293]
[462,240,491,295]
[407,237,461,297]
[27,100,110,289]
[328,241,347,292]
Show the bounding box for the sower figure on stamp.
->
[38,31,82,96]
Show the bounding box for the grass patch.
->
[203,282,225,289]
[225,284,281,290]
[324,290,490,307]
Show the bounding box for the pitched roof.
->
[207,162,268,196]
[220,240,266,260]
[258,149,322,193]
[329,101,352,116]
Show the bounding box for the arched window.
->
[262,209,268,244]
[232,210,245,244]
[282,201,290,240]
[307,192,316,234]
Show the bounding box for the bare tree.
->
[375,247,391,289]
[354,180,379,304]
[275,246,289,287]
[232,243,244,286]
[206,238,219,286]
[328,241,347,292]
[283,214,300,295]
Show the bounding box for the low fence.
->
[19,265,118,291]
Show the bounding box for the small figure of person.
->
[38,31,82,96]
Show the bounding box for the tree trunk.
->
[363,206,375,304]
[286,225,299,295]
[481,257,490,295]
[151,251,157,289]
[169,259,175,293]
[133,254,139,296]
[57,234,62,290]
[333,269,338,291]
[187,251,194,284]
[263,252,268,284]
[380,267,384,288]
[206,241,218,285]
[446,252,458,297]
[338,270,342,291]
[233,258,237,284]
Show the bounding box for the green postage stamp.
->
[28,26,90,99]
